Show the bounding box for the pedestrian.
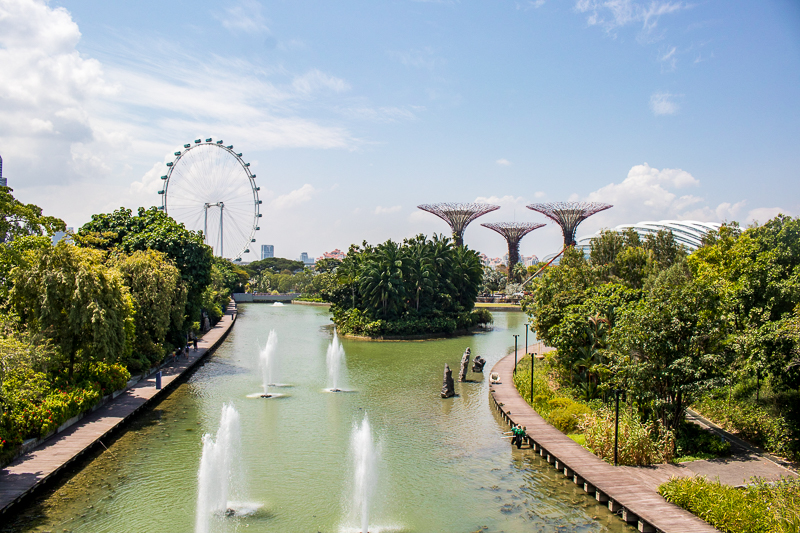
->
[193,334,198,352]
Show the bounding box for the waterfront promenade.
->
[0,302,237,517]
[490,349,719,533]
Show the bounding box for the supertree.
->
[481,222,545,277]
[417,203,500,246]
[526,202,612,246]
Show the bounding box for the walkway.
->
[490,349,719,533]
[0,303,237,517]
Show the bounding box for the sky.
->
[1,0,799,261]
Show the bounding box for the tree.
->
[77,207,213,323]
[609,278,728,435]
[689,217,800,389]
[110,250,186,370]
[0,187,66,244]
[11,242,134,379]
[359,240,407,319]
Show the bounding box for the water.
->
[326,328,347,392]
[4,305,633,533]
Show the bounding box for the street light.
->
[526,321,534,405]
[614,388,622,466]
[513,334,519,374]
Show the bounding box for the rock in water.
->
[472,355,486,373]
[458,348,471,382]
[441,363,455,398]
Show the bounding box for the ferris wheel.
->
[158,138,261,261]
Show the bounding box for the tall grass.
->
[581,406,675,465]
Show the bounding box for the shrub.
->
[675,421,731,461]
[695,397,797,461]
[659,476,800,533]
[548,397,591,433]
[581,405,675,465]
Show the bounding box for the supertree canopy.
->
[527,202,612,246]
[481,222,545,274]
[417,203,500,246]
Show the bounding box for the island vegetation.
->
[0,191,242,465]
[319,235,492,337]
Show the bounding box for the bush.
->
[548,397,591,433]
[695,397,797,461]
[581,405,675,465]
[659,476,800,533]
[675,421,731,461]
[331,307,488,337]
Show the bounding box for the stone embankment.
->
[0,302,238,517]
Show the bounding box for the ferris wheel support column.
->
[203,203,210,246]
[219,202,224,258]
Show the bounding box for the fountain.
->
[325,329,347,392]
[349,414,378,533]
[195,403,242,533]
[248,330,286,398]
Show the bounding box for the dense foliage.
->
[523,217,800,462]
[0,192,234,464]
[659,476,800,533]
[322,235,490,336]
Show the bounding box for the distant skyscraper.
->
[300,252,314,266]
[0,154,6,187]
[261,244,274,259]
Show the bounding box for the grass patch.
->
[567,433,586,446]
[659,476,800,533]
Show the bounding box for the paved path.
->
[491,349,719,533]
[0,303,237,517]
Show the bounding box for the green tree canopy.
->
[11,242,134,379]
[0,186,66,244]
[77,207,213,322]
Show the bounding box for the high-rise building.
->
[0,154,6,187]
[261,244,274,259]
[300,252,314,266]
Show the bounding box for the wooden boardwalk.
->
[491,350,719,533]
[0,303,238,517]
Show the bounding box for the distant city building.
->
[261,244,274,259]
[300,252,315,266]
[318,248,346,261]
[0,154,6,187]
[522,255,540,267]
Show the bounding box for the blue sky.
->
[1,0,798,260]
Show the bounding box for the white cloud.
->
[574,0,686,37]
[572,163,794,238]
[659,46,677,71]
[496,158,512,166]
[270,184,316,210]
[217,0,269,34]
[650,92,680,115]
[374,205,402,215]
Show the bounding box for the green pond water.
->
[5,304,632,533]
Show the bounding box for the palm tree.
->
[359,240,407,319]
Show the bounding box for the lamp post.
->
[526,321,533,404]
[513,334,519,374]
[614,389,621,466]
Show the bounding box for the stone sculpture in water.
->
[472,354,486,373]
[441,364,455,398]
[458,348,471,382]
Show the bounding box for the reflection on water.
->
[3,305,632,533]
